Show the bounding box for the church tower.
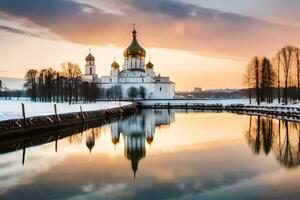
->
[111,60,120,77]
[85,50,96,75]
[123,26,146,71]
[82,50,98,82]
[145,60,155,77]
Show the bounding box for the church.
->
[81,27,175,99]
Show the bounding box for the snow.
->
[1,98,299,122]
[0,100,132,121]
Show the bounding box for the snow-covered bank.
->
[0,100,132,121]
[1,99,299,122]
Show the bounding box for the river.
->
[0,109,299,200]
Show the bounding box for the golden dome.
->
[146,61,154,69]
[146,137,153,145]
[111,60,120,69]
[112,138,119,145]
[85,52,95,62]
[123,28,146,59]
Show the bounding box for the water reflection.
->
[0,109,175,177]
[246,116,300,168]
[91,109,175,178]
[2,111,300,200]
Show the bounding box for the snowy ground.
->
[1,98,300,122]
[0,100,132,121]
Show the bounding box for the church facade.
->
[81,28,175,99]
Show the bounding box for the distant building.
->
[82,27,175,99]
[193,87,202,92]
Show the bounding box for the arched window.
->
[90,67,92,74]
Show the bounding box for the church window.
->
[160,87,162,91]
[90,67,92,74]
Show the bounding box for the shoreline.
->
[0,103,139,135]
[141,104,300,122]
[1,100,299,135]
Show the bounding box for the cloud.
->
[0,0,299,58]
[184,0,300,25]
[0,12,60,40]
[0,24,42,38]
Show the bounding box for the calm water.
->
[0,110,300,200]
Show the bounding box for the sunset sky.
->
[0,0,300,91]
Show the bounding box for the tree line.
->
[24,62,148,103]
[127,86,147,100]
[24,62,84,104]
[0,80,25,100]
[244,45,300,105]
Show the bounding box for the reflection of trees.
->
[246,116,274,155]
[246,116,300,168]
[262,117,274,154]
[275,121,300,168]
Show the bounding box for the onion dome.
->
[85,51,95,62]
[86,136,95,154]
[146,61,154,69]
[111,60,120,69]
[146,136,153,145]
[123,27,146,59]
[112,137,119,145]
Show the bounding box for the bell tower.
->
[85,49,96,75]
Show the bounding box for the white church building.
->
[82,27,175,99]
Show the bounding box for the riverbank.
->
[0,100,132,121]
[140,99,300,122]
[0,102,138,135]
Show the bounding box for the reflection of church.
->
[16,109,175,177]
[81,26,175,99]
[111,109,175,178]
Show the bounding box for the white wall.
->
[152,83,175,99]
[85,64,96,75]
[100,82,174,99]
[123,58,145,71]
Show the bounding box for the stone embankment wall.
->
[0,103,138,135]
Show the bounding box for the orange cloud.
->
[0,0,299,59]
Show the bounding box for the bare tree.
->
[61,62,82,104]
[261,57,275,103]
[275,57,281,103]
[24,69,38,101]
[276,46,297,105]
[243,63,253,104]
[246,56,261,105]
